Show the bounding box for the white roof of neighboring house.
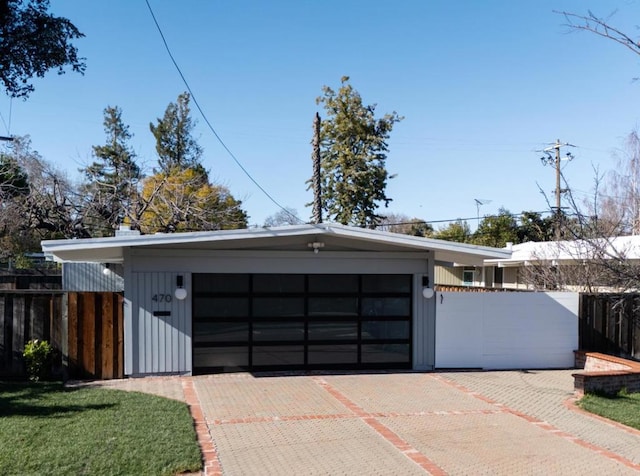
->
[41,223,511,265]
[485,235,640,268]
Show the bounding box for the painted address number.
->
[152,293,172,303]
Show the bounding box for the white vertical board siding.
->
[132,272,191,375]
[435,292,579,369]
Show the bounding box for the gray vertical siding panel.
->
[185,273,192,372]
[132,271,191,375]
[63,263,124,292]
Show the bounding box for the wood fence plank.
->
[81,293,96,378]
[68,292,79,377]
[12,295,25,374]
[0,295,9,373]
[101,293,114,379]
[117,293,124,378]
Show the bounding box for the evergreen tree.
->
[314,77,402,228]
[517,211,554,243]
[433,220,472,243]
[144,92,248,232]
[472,208,518,248]
[0,0,85,98]
[0,153,29,199]
[150,92,203,173]
[80,106,141,234]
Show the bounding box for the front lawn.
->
[578,389,640,431]
[0,381,202,475]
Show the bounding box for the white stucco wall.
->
[435,292,578,369]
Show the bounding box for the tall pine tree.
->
[149,92,203,173]
[314,77,402,228]
[141,92,248,233]
[81,106,141,234]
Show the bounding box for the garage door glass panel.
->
[308,322,357,341]
[252,297,304,318]
[253,274,304,293]
[194,322,249,343]
[253,322,304,341]
[193,273,412,373]
[194,297,248,318]
[362,298,410,317]
[193,273,249,293]
[308,297,358,316]
[193,346,249,368]
[362,274,411,293]
[253,345,304,366]
[308,344,358,364]
[361,344,410,363]
[361,321,410,340]
[308,274,358,293]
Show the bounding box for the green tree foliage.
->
[0,152,28,199]
[140,168,247,233]
[149,92,203,173]
[0,0,85,98]
[517,211,554,243]
[433,220,472,243]
[314,76,402,228]
[80,106,141,235]
[472,207,519,248]
[142,93,248,232]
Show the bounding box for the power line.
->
[144,0,303,225]
[376,210,553,228]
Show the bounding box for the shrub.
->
[23,339,53,381]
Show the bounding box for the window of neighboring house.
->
[462,268,475,286]
[494,267,503,288]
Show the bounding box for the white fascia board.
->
[324,224,511,259]
[41,223,512,263]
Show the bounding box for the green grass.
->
[578,389,640,430]
[0,381,202,476]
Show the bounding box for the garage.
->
[193,273,412,373]
[41,223,511,376]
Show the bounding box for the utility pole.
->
[540,139,575,240]
[311,112,323,224]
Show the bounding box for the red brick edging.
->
[181,378,223,476]
[564,396,640,437]
[312,376,447,475]
[434,374,640,472]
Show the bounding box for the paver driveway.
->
[99,370,640,475]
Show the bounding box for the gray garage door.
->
[192,273,412,373]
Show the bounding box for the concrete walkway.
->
[93,370,640,475]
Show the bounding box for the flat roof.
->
[484,236,640,267]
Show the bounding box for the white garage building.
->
[42,224,511,376]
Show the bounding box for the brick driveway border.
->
[86,370,640,475]
[191,371,640,475]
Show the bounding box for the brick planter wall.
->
[573,351,640,396]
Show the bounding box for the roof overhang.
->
[42,223,512,265]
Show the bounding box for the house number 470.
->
[152,294,172,303]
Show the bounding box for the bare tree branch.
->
[555,10,640,58]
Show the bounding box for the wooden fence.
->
[0,291,123,380]
[0,291,64,377]
[580,294,640,361]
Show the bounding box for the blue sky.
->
[3,1,640,229]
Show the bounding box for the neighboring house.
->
[42,223,511,376]
[484,236,640,291]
